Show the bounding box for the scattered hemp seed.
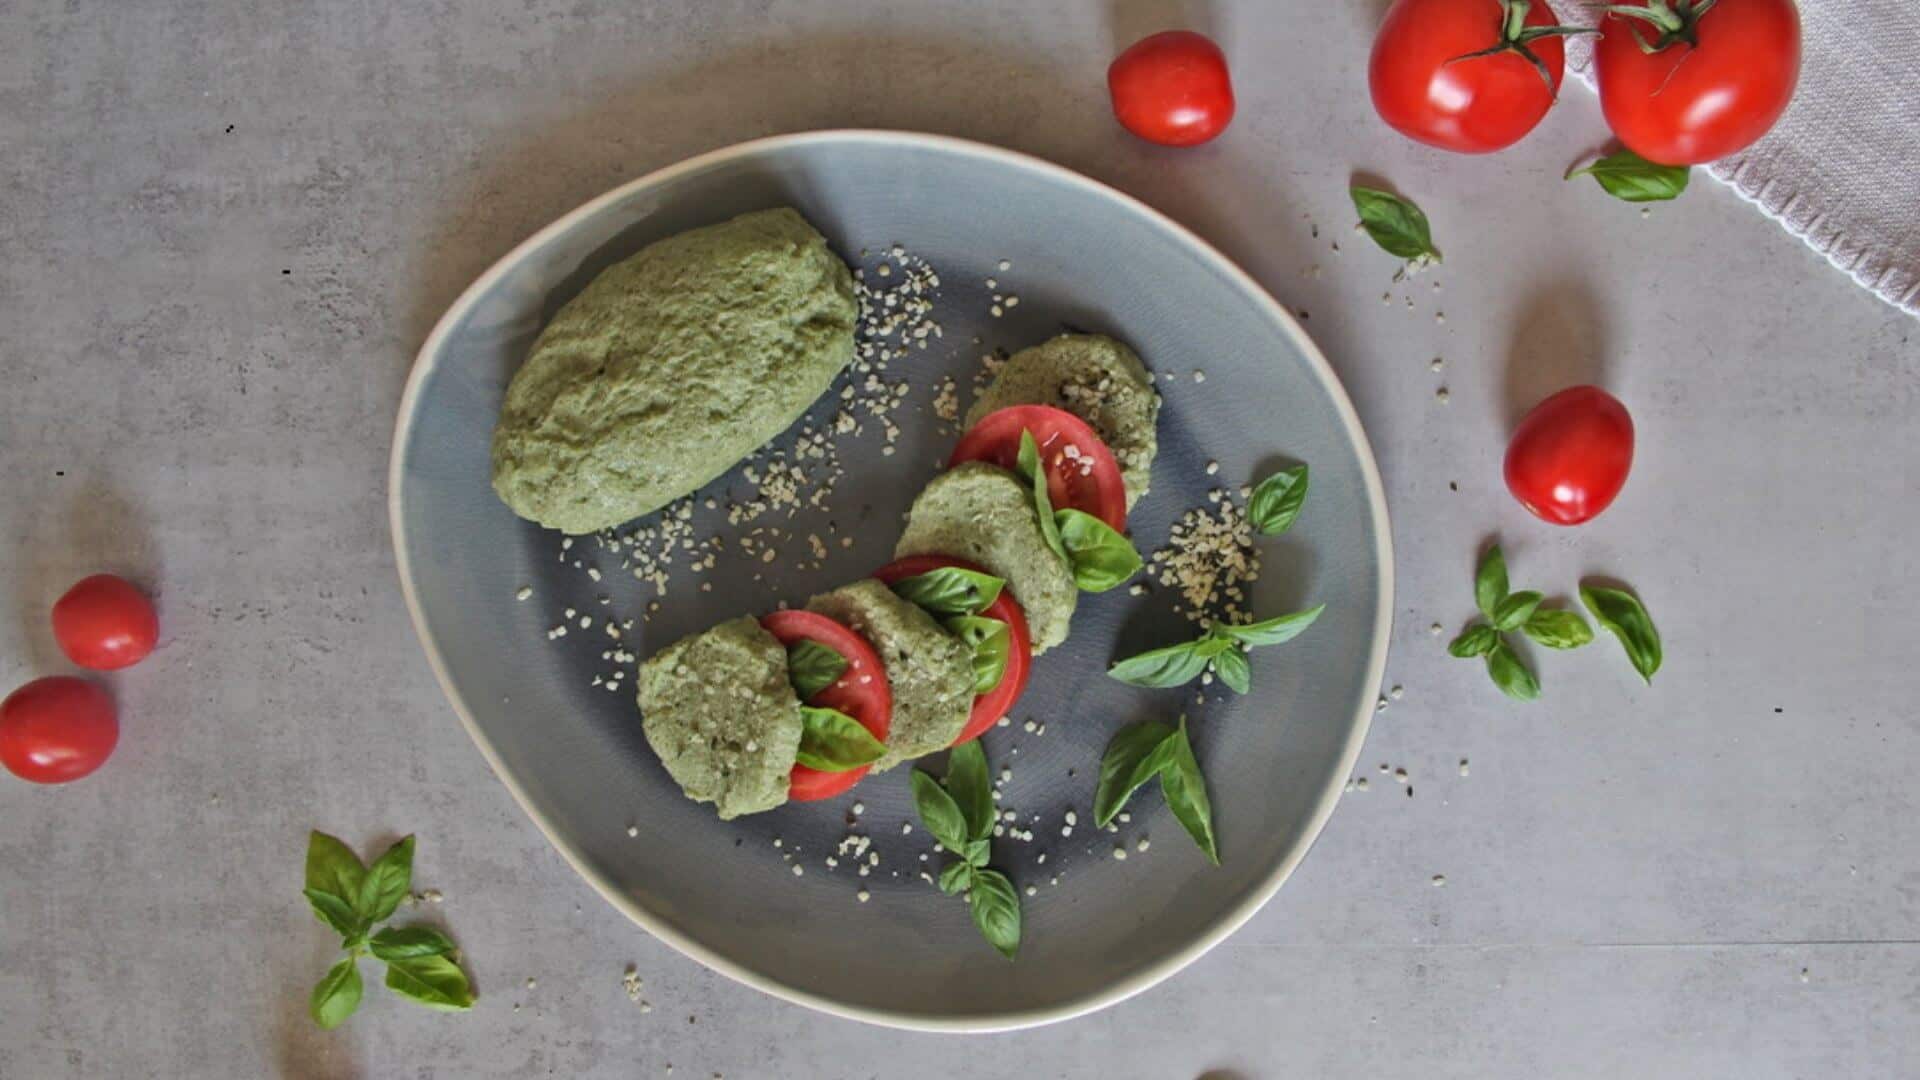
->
[1435,387,1450,403]
[1390,685,1404,700]
[1459,759,1470,777]
[1431,622,1444,636]
[1112,847,1128,861]
[1432,874,1447,887]
[516,586,533,601]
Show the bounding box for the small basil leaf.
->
[1566,149,1690,203]
[1350,185,1442,262]
[891,567,1005,617]
[355,836,414,926]
[304,888,360,939]
[945,615,1011,696]
[1581,584,1662,683]
[1492,590,1544,632]
[963,837,992,868]
[305,831,367,903]
[938,860,975,896]
[942,739,997,843]
[966,868,1022,960]
[1486,640,1541,702]
[1475,545,1509,619]
[1108,640,1211,689]
[382,953,476,1011]
[1055,508,1142,592]
[1247,465,1309,535]
[368,926,455,962]
[795,706,886,772]
[1019,430,1069,562]
[910,769,971,853]
[310,956,363,1030]
[1159,719,1219,864]
[1211,647,1251,695]
[1218,605,1326,647]
[1521,609,1594,650]
[785,639,848,701]
[1094,721,1176,827]
[1448,624,1499,658]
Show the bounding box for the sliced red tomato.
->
[949,405,1128,532]
[874,556,1033,747]
[760,609,892,802]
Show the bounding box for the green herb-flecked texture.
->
[1582,583,1662,682]
[490,208,856,534]
[1351,185,1442,262]
[895,462,1077,653]
[1247,465,1309,535]
[638,616,804,820]
[964,333,1161,507]
[808,579,973,771]
[1567,149,1690,202]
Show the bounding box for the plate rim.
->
[388,129,1394,1033]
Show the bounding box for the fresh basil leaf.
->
[1486,640,1541,702]
[1019,430,1068,562]
[310,956,362,1030]
[963,837,992,868]
[1247,465,1309,535]
[1055,508,1142,592]
[306,831,367,903]
[368,926,456,962]
[1350,185,1442,262]
[945,615,1011,695]
[891,567,1005,617]
[382,953,476,1011]
[1581,584,1662,683]
[785,639,848,701]
[966,868,1022,960]
[1492,590,1543,632]
[1475,545,1509,619]
[1448,624,1499,658]
[1108,640,1211,689]
[1522,609,1594,650]
[1566,149,1690,203]
[1218,605,1326,647]
[1211,647,1251,695]
[938,860,974,896]
[304,888,361,939]
[943,739,997,843]
[910,769,971,853]
[1094,721,1176,827]
[1159,718,1219,864]
[796,706,885,772]
[354,836,414,926]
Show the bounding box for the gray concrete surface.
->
[2,1,1915,1077]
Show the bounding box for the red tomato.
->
[1595,0,1800,165]
[950,405,1129,532]
[874,555,1033,747]
[0,677,119,784]
[1505,386,1635,526]
[760,610,892,802]
[1107,31,1235,147]
[52,574,158,671]
[1369,0,1571,154]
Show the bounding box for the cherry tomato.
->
[0,677,119,784]
[1369,0,1570,154]
[52,574,158,671]
[1504,386,1635,526]
[874,555,1033,747]
[1107,31,1235,147]
[760,610,892,802]
[950,405,1129,532]
[1595,0,1800,165]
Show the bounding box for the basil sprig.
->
[786,639,848,701]
[911,741,1020,959]
[796,706,886,772]
[1016,430,1142,593]
[1107,605,1324,694]
[1247,465,1308,535]
[303,832,475,1029]
[945,615,1011,695]
[1566,148,1689,203]
[1351,185,1442,264]
[890,567,1005,617]
[1450,544,1592,701]
[1093,717,1218,864]
[1582,583,1662,682]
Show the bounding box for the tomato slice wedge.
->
[760,610,892,802]
[874,555,1033,747]
[950,405,1129,532]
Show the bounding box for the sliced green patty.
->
[966,333,1160,507]
[894,461,1077,654]
[492,207,857,534]
[638,615,802,820]
[806,579,974,772]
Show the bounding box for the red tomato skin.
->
[1369,0,1565,154]
[0,677,119,784]
[52,574,158,671]
[1504,386,1635,526]
[873,555,1033,746]
[949,405,1130,532]
[1108,31,1236,147]
[760,610,893,802]
[1595,0,1800,165]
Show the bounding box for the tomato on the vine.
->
[0,677,119,784]
[1107,30,1235,147]
[1369,0,1581,154]
[1504,386,1635,526]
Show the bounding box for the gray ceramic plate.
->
[391,131,1391,1031]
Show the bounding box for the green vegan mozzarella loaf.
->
[638,615,803,820]
[806,579,974,772]
[965,333,1160,507]
[491,207,857,534]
